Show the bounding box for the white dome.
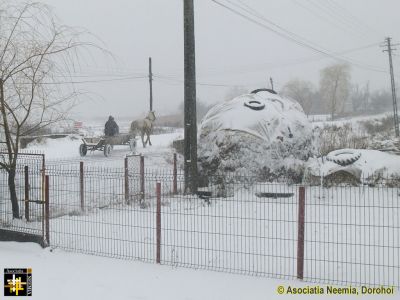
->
[198,90,314,179]
[200,90,311,145]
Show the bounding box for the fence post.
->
[80,161,84,212]
[156,182,161,264]
[140,155,145,201]
[24,166,30,222]
[45,175,50,246]
[297,186,306,280]
[173,153,177,194]
[124,157,129,204]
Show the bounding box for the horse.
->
[129,111,156,148]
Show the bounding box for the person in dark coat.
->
[104,116,119,136]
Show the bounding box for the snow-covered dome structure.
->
[198,89,314,181]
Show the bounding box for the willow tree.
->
[0,2,100,218]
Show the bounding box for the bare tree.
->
[319,64,351,120]
[280,78,315,116]
[0,2,101,218]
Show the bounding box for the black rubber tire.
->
[255,192,294,198]
[326,149,361,166]
[79,144,87,157]
[244,100,265,110]
[103,144,112,157]
[251,88,277,95]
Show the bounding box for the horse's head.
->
[147,111,156,122]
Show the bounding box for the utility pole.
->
[382,37,400,137]
[149,57,153,111]
[183,0,198,193]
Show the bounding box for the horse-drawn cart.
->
[79,134,136,157]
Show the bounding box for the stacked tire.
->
[326,149,361,166]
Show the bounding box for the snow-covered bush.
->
[360,115,394,136]
[314,114,400,156]
[313,123,368,156]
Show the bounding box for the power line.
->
[154,74,249,88]
[226,0,386,72]
[211,0,388,74]
[222,0,333,55]
[197,42,381,76]
[306,0,372,40]
[13,75,148,85]
[152,42,380,78]
[326,0,384,38]
[291,0,372,41]
[53,72,148,78]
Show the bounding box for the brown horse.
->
[129,111,156,148]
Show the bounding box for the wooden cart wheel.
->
[79,144,87,157]
[103,144,112,157]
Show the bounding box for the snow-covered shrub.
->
[314,115,400,156]
[314,123,368,156]
[360,115,394,136]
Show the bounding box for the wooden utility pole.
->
[382,37,400,137]
[149,57,153,111]
[183,0,198,193]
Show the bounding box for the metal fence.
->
[0,153,45,238]
[0,157,399,288]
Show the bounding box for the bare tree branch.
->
[0,1,109,218]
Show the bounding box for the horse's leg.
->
[141,132,146,148]
[144,130,150,146]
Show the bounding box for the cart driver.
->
[104,116,119,136]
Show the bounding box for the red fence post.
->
[297,186,306,280]
[80,161,84,212]
[156,182,161,264]
[140,155,145,201]
[173,153,177,194]
[41,156,46,245]
[45,175,50,246]
[24,166,30,222]
[124,157,129,204]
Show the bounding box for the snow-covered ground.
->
[26,129,184,169]
[2,177,399,288]
[1,241,394,300]
[310,112,391,128]
[1,119,399,293]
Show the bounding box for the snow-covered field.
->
[4,241,389,300]
[26,129,184,169]
[2,173,399,288]
[310,112,391,128]
[1,119,400,294]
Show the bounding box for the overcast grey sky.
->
[37,0,400,120]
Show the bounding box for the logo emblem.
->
[4,268,32,296]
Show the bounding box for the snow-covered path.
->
[26,130,184,169]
